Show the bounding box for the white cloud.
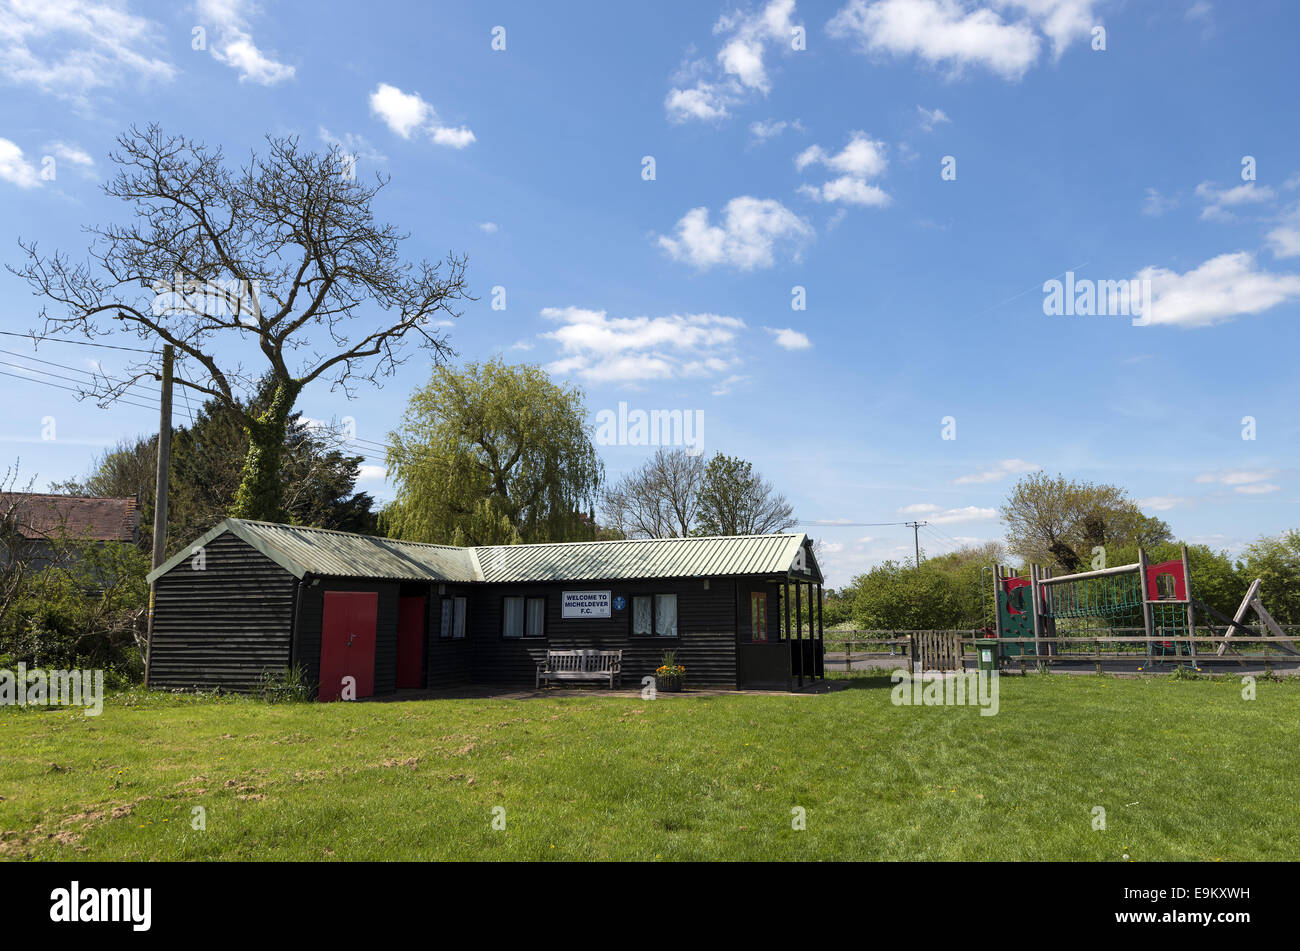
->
[1195,469,1276,486]
[766,327,812,349]
[1138,251,1300,328]
[916,104,950,131]
[0,0,174,100]
[665,0,801,123]
[796,131,891,208]
[829,0,1040,79]
[898,502,997,524]
[952,458,1041,484]
[540,306,745,384]
[0,137,42,188]
[749,117,803,143]
[47,141,93,167]
[1141,187,1178,217]
[478,221,500,234]
[828,0,1098,80]
[1234,483,1279,495]
[657,196,813,271]
[357,464,387,481]
[1138,495,1188,512]
[369,83,475,148]
[712,373,749,396]
[196,0,294,85]
[1267,204,1300,259]
[1195,180,1276,221]
[318,127,386,169]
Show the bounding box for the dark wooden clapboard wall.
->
[149,533,296,691]
[294,579,400,695]
[469,578,739,687]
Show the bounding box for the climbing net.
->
[1038,561,1194,663]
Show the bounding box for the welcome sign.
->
[561,590,611,618]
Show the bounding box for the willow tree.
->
[382,359,602,546]
[11,124,469,522]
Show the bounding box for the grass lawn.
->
[2,673,1297,861]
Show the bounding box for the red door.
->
[396,596,426,689]
[319,591,377,701]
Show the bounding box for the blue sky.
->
[1,0,1298,587]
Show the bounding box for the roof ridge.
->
[472,532,803,553]
[229,518,468,552]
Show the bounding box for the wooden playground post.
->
[1181,544,1197,659]
[1137,548,1154,650]
[1029,564,1044,672]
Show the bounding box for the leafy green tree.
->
[13,125,468,522]
[382,359,602,545]
[1240,530,1300,623]
[53,386,377,555]
[1001,472,1170,571]
[694,453,794,536]
[850,561,961,630]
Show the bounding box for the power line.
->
[0,369,159,412]
[0,330,158,354]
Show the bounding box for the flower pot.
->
[655,674,684,693]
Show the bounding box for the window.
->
[632,595,653,637]
[631,593,678,637]
[504,596,546,638]
[750,592,767,643]
[442,596,466,639]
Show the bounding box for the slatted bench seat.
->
[536,649,622,689]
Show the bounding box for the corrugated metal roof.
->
[148,519,822,585]
[472,533,817,583]
[147,519,480,584]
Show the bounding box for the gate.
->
[911,631,962,672]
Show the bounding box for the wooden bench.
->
[536,649,622,689]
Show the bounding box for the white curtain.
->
[526,598,545,638]
[454,597,467,639]
[440,599,453,639]
[503,597,523,638]
[655,594,678,638]
[633,596,653,636]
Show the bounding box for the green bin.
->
[977,635,998,674]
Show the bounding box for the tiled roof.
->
[0,492,139,543]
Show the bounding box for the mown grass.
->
[1,673,1297,861]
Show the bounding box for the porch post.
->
[816,582,823,681]
[784,578,792,691]
[795,579,804,688]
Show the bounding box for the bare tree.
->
[695,452,795,536]
[600,448,703,538]
[10,124,471,523]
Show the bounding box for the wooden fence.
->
[820,629,1300,675]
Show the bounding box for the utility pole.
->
[905,520,927,573]
[143,344,173,688]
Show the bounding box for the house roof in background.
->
[0,492,139,543]
[146,518,823,585]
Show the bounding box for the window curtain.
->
[453,597,467,639]
[440,599,453,639]
[655,594,678,637]
[526,598,545,638]
[632,596,652,636]
[503,597,524,638]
